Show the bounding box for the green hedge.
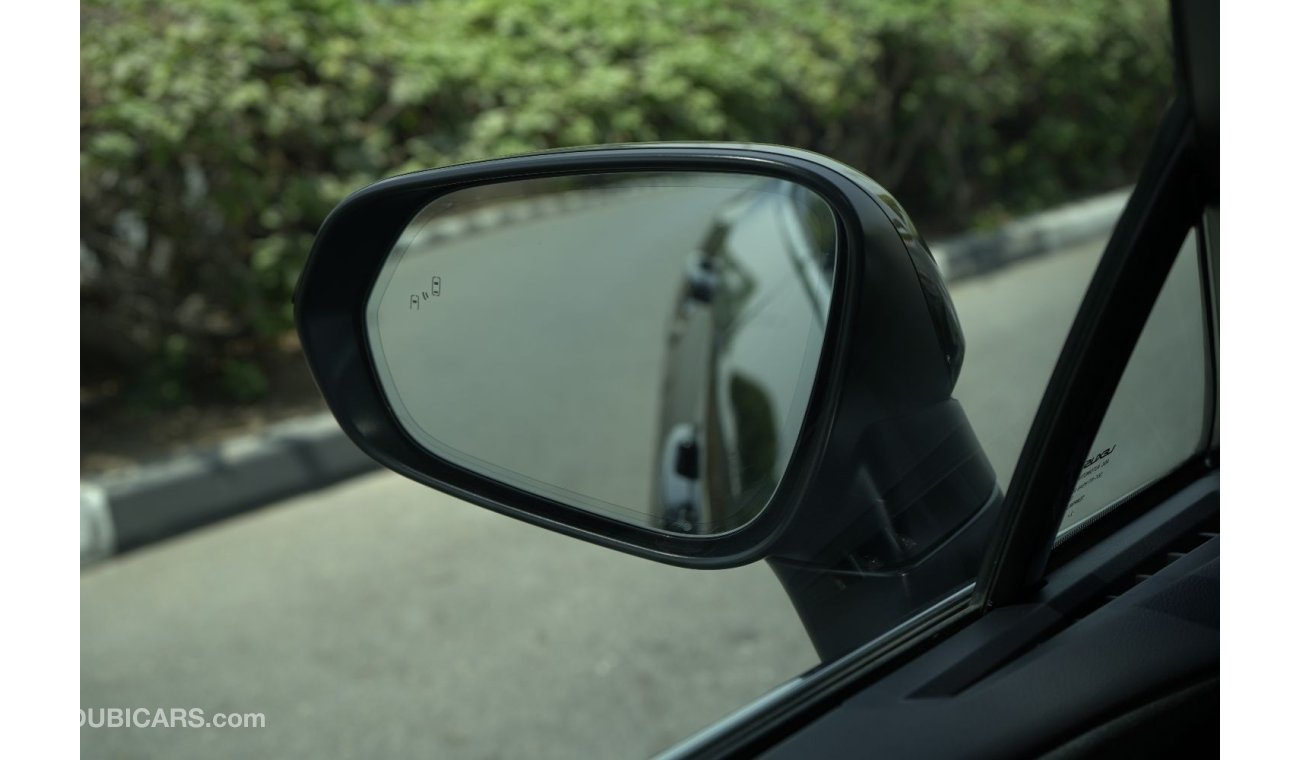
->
[81,0,1170,406]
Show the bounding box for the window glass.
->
[953,237,1110,485]
[953,223,1209,522]
[1058,228,1209,535]
[78,3,1182,757]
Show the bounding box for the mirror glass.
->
[365,171,837,534]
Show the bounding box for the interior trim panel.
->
[763,474,1219,759]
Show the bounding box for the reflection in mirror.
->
[365,172,837,535]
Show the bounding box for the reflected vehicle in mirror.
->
[654,180,837,534]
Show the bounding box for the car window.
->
[80,1,1189,757]
[1057,228,1210,536]
[953,219,1211,541]
[953,239,1108,487]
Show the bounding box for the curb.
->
[80,187,1130,567]
[932,188,1130,283]
[81,413,376,564]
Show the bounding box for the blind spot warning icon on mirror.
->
[409,277,444,309]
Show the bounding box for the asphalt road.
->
[80,231,1207,759]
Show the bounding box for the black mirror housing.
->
[295,143,993,569]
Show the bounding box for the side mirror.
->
[296,144,996,581]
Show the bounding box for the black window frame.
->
[978,97,1214,607]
